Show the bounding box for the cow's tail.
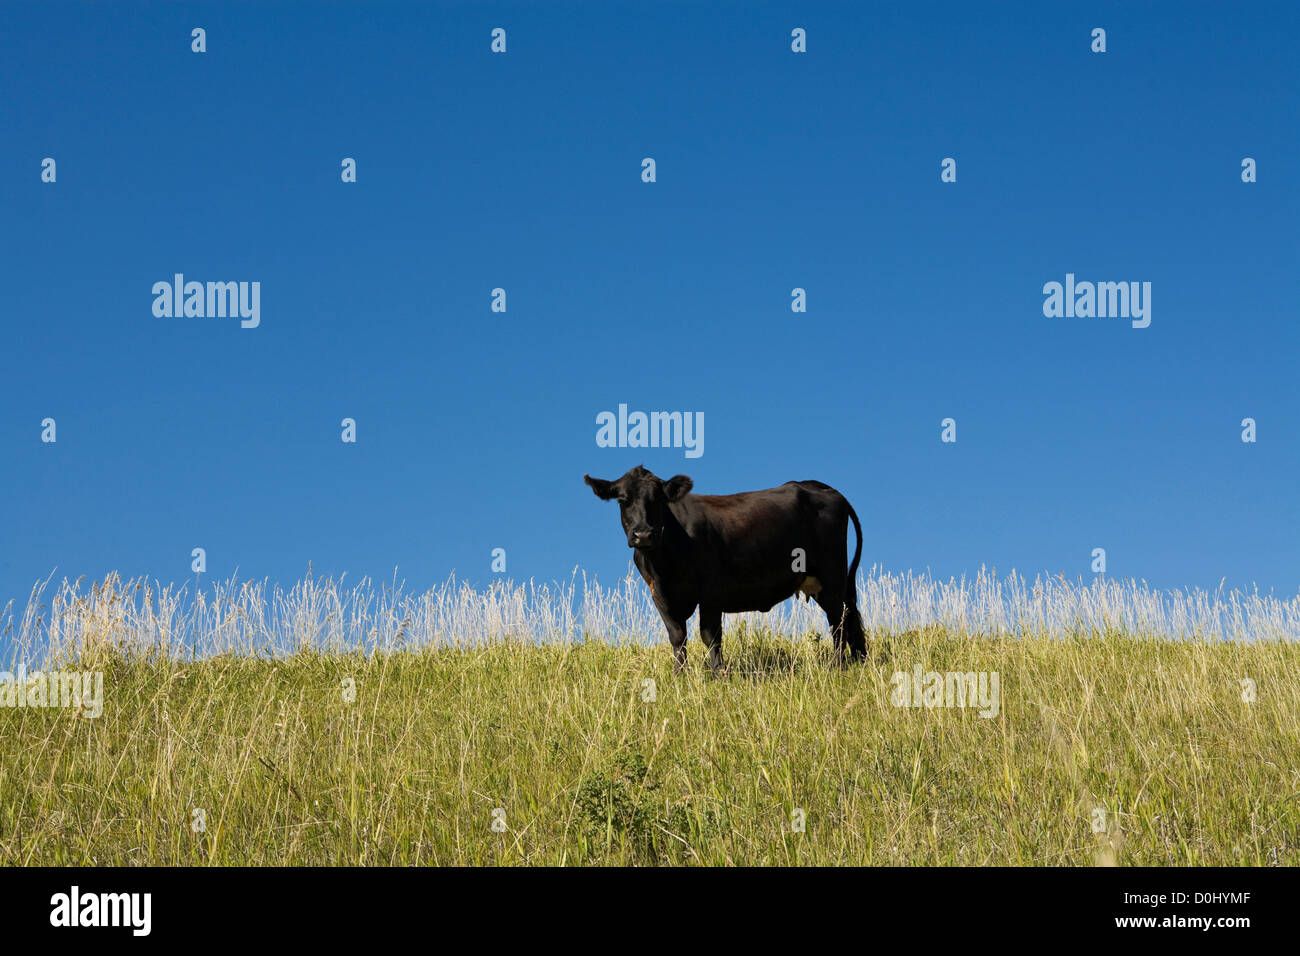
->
[845,500,863,599]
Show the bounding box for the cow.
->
[584,466,866,672]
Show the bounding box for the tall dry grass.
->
[0,569,1296,865]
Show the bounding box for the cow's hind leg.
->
[816,584,866,664]
[842,590,868,662]
[814,587,847,664]
[698,606,725,675]
[828,573,866,661]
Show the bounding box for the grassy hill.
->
[3,621,1297,865]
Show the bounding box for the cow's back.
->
[676,481,851,612]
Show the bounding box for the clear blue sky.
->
[2,1,1296,618]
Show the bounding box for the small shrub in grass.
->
[575,751,722,864]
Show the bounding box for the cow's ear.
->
[584,474,619,501]
[663,474,693,501]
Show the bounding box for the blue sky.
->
[1,0,1296,620]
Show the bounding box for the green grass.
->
[2,625,1297,865]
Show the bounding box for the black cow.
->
[584,466,866,672]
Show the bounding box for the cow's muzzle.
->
[627,528,659,549]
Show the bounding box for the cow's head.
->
[584,466,693,550]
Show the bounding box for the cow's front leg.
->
[698,606,725,675]
[654,607,690,673]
